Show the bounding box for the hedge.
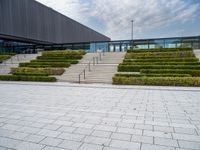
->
[0,52,16,56]
[120,62,200,66]
[140,69,200,77]
[123,58,199,62]
[19,62,71,68]
[37,55,83,60]
[41,50,85,59]
[31,59,79,64]
[42,50,86,56]
[118,65,200,72]
[0,55,12,63]
[127,48,192,53]
[125,52,195,59]
[115,74,191,77]
[0,75,57,82]
[112,76,200,86]
[11,67,65,75]
[13,73,48,76]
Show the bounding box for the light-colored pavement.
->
[0,53,41,75]
[0,81,200,150]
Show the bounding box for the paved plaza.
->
[0,82,200,150]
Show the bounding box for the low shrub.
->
[120,62,200,66]
[41,50,85,59]
[42,50,86,56]
[31,59,79,64]
[0,75,57,82]
[125,52,195,59]
[11,67,65,75]
[118,65,200,72]
[13,73,48,76]
[123,58,199,62]
[112,76,200,86]
[0,52,16,56]
[0,55,12,63]
[19,62,71,68]
[37,55,82,60]
[141,69,200,77]
[127,48,192,53]
[115,74,191,77]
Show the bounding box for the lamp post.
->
[131,20,134,49]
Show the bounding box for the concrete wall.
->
[0,0,110,44]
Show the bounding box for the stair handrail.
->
[78,51,104,83]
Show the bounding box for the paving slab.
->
[0,81,200,150]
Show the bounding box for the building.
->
[0,0,110,52]
[0,0,199,53]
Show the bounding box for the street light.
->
[131,20,134,49]
[131,20,134,40]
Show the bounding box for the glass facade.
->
[1,36,200,54]
[0,39,34,53]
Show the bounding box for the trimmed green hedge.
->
[11,67,65,75]
[41,50,85,59]
[118,65,200,72]
[0,55,12,63]
[113,76,200,86]
[19,62,71,68]
[141,69,200,77]
[124,58,199,62]
[120,62,200,66]
[13,73,48,76]
[37,55,83,60]
[37,55,82,60]
[127,48,192,53]
[126,51,194,58]
[114,47,200,86]
[115,73,191,77]
[0,75,56,82]
[42,50,86,56]
[0,52,16,56]
[0,50,86,82]
[31,59,79,64]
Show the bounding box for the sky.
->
[36,0,200,40]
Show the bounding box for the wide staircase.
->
[56,52,126,84]
[0,53,41,75]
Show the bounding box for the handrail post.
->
[93,57,95,65]
[10,56,13,64]
[88,62,91,71]
[79,74,81,84]
[84,69,86,79]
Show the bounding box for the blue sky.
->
[36,0,200,40]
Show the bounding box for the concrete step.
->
[0,53,41,75]
[56,52,125,84]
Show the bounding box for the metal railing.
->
[78,52,104,83]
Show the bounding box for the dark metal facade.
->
[0,0,110,44]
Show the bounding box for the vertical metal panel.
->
[0,0,110,44]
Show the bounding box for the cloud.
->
[36,0,200,40]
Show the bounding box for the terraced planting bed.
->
[113,48,200,86]
[0,50,85,82]
[0,53,15,63]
